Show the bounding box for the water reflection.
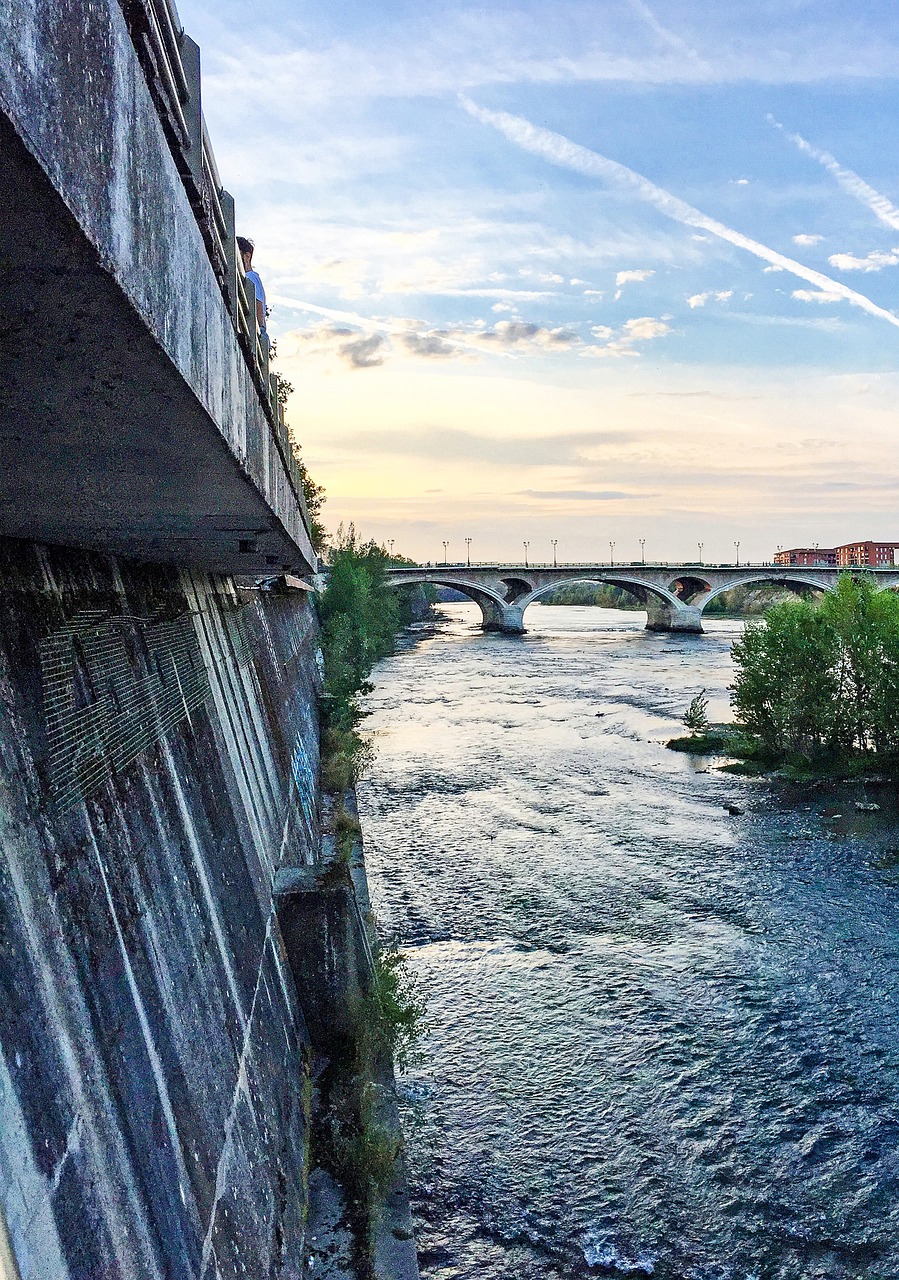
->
[358,604,899,1280]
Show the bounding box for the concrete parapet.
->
[0,0,315,574]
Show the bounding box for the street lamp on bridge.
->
[465,537,471,568]
[698,542,704,566]
[734,540,740,567]
[523,540,529,568]
[388,538,394,561]
[442,540,449,565]
[639,538,645,565]
[551,538,558,568]
[609,540,615,566]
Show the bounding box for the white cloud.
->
[460,97,899,330]
[792,289,842,304]
[734,178,750,186]
[623,317,671,340]
[763,265,784,273]
[793,233,823,246]
[829,249,899,272]
[687,290,733,308]
[615,268,655,288]
[582,315,673,357]
[771,117,899,232]
[614,267,655,301]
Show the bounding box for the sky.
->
[178,0,899,565]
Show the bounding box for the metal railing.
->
[118,0,308,528]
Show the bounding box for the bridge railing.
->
[118,0,310,529]
[389,561,795,571]
[385,561,877,573]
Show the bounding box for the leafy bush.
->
[364,943,428,1074]
[316,524,404,792]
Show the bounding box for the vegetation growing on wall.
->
[289,439,328,555]
[312,523,428,1260]
[317,524,403,789]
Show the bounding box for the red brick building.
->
[774,547,836,566]
[835,541,899,567]
[774,542,899,567]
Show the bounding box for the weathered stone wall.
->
[0,536,320,1279]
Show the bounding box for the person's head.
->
[236,235,254,271]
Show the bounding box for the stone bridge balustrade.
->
[385,565,899,634]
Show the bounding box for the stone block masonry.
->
[0,535,321,1279]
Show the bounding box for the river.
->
[356,603,899,1280]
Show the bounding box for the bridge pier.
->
[644,601,704,634]
[480,601,525,634]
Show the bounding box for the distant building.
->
[835,540,899,567]
[774,542,899,567]
[774,547,836,566]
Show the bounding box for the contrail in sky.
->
[460,97,899,330]
[269,296,382,330]
[626,0,709,71]
[768,116,899,233]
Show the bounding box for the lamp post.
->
[551,538,558,568]
[442,540,449,565]
[465,537,471,568]
[523,540,529,568]
[734,540,740,567]
[698,542,704,566]
[609,540,615,566]
[388,538,394,561]
[813,541,819,566]
[639,538,645,565]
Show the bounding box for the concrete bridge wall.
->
[0,536,320,1279]
[0,0,315,574]
[386,565,899,633]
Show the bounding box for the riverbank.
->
[299,788,420,1280]
[668,722,899,783]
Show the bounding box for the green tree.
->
[318,524,401,732]
[731,597,838,759]
[683,690,710,734]
[730,574,899,765]
[289,442,328,555]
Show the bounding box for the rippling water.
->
[357,604,899,1280]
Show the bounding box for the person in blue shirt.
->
[237,235,268,346]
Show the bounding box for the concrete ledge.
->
[274,865,375,1058]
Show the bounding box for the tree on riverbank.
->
[731,574,899,765]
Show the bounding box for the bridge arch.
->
[385,573,511,631]
[669,574,713,603]
[695,572,833,614]
[516,575,683,620]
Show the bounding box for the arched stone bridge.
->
[386,564,899,634]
